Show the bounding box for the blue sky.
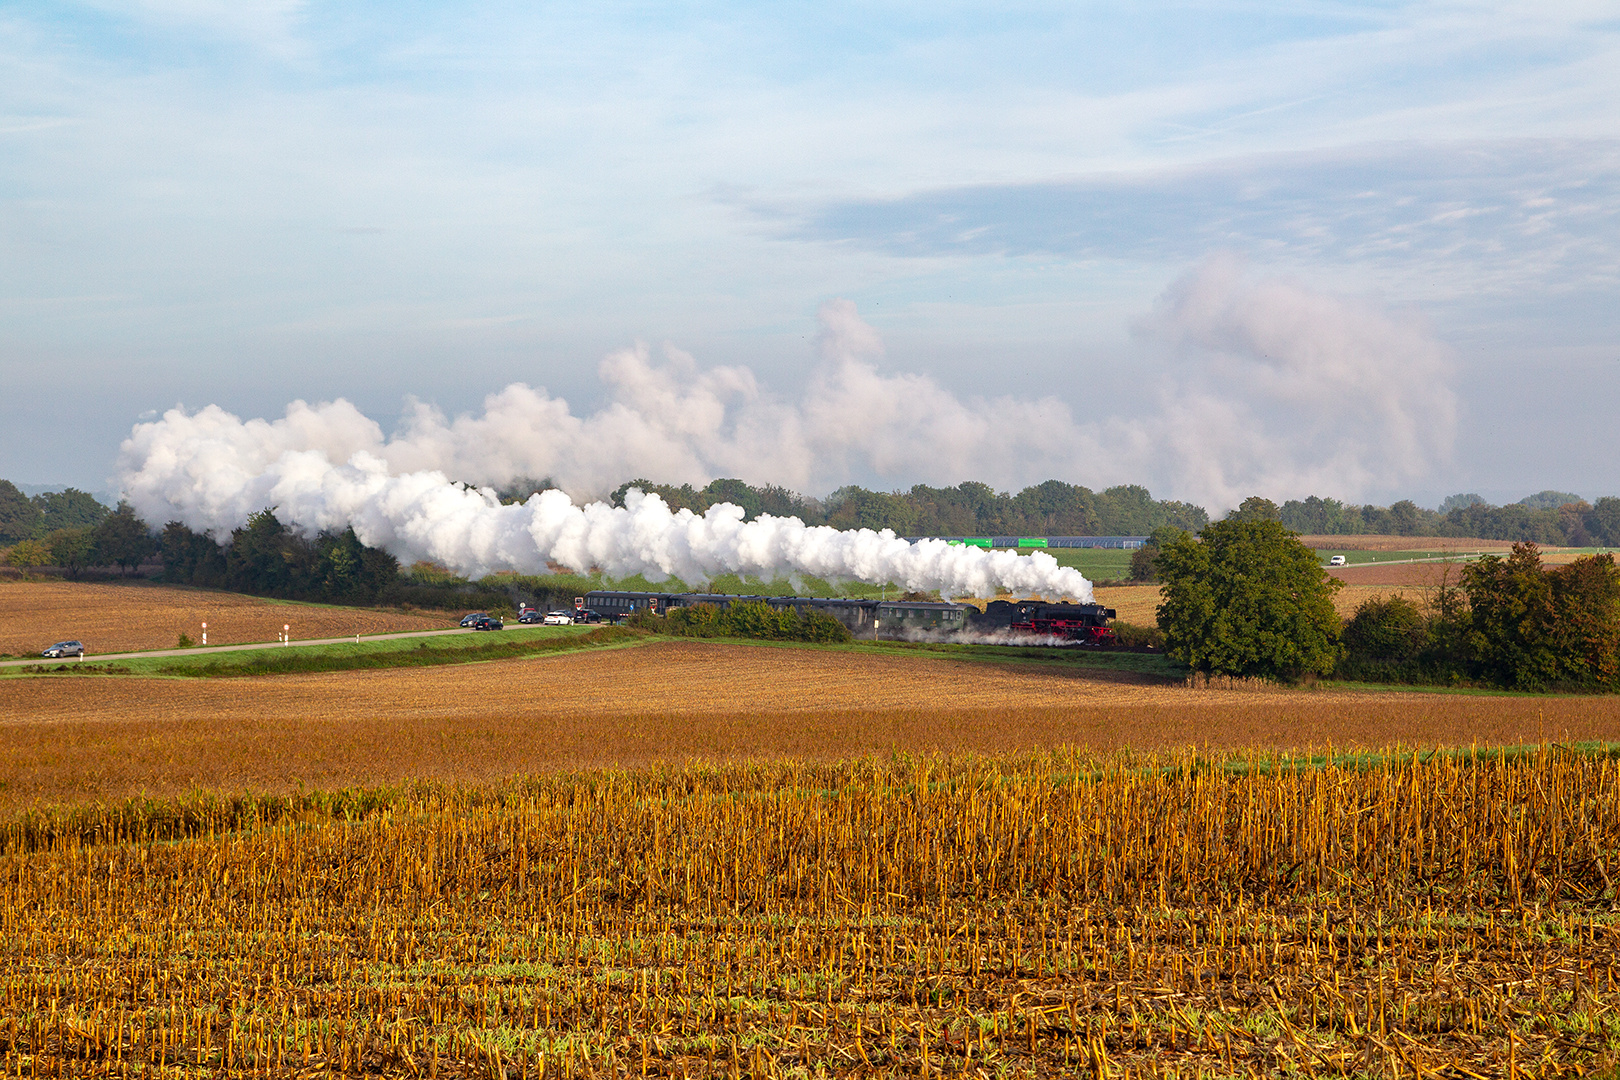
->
[2,2,1617,509]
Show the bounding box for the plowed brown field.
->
[4,640,1619,809]
[0,580,452,656]
[1328,561,1459,587]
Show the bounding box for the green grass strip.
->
[12,624,650,679]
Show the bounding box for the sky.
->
[2,1,1617,513]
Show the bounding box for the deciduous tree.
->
[1156,518,1342,680]
[92,502,156,575]
[46,526,96,579]
[1464,543,1620,689]
[0,480,42,543]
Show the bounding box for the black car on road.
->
[459,612,490,627]
[470,615,503,631]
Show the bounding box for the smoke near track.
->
[123,457,1094,598]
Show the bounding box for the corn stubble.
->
[4,747,1619,1077]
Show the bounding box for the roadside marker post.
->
[201,622,207,646]
[283,624,289,646]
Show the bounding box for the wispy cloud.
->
[765,139,1620,297]
[77,0,309,54]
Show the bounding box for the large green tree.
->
[1156,517,1342,680]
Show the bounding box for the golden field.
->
[5,580,1620,1075]
[1098,561,1473,624]
[0,580,451,656]
[5,640,1620,811]
[4,749,1619,1077]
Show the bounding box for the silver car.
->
[42,640,84,658]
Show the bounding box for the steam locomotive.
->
[583,591,1117,645]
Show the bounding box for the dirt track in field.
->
[4,640,1620,808]
[0,581,453,656]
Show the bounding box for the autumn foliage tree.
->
[1462,543,1620,690]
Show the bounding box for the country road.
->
[0,626,480,669]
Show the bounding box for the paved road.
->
[0,626,479,669]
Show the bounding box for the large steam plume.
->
[118,259,1456,595]
[121,457,1094,599]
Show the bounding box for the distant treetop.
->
[1516,490,1585,511]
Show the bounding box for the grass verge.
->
[9,624,649,678]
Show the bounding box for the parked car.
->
[542,610,574,626]
[517,608,543,624]
[1328,555,1347,567]
[459,612,490,627]
[470,615,503,631]
[41,640,84,658]
[573,608,606,624]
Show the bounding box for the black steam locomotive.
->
[582,591,1116,644]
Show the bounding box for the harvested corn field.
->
[4,641,1620,809]
[1101,579,1458,620]
[0,581,451,656]
[4,748,1619,1077]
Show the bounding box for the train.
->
[582,590,1118,645]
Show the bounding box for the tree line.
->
[1277,492,1620,546]
[590,478,1215,536]
[0,480,129,575]
[1153,514,1620,692]
[582,478,1619,546]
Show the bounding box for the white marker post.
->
[201,622,207,646]
[283,624,289,646]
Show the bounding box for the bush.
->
[631,601,853,644]
[1333,593,1440,685]
[1342,594,1428,662]
[5,539,50,568]
[1111,622,1163,648]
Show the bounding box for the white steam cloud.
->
[120,462,1094,600]
[1120,255,1457,510]
[117,258,1456,595]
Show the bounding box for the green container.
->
[1016,537,1049,549]
[961,537,992,549]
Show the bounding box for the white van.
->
[1328,555,1347,567]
